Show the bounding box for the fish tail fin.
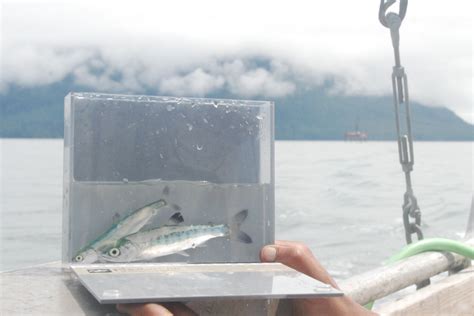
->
[230,209,252,244]
[167,212,184,225]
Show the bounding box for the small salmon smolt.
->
[101,209,252,262]
[72,199,169,264]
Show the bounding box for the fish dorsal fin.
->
[167,212,184,225]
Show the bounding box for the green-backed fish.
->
[101,209,253,262]
[73,199,168,263]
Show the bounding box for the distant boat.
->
[344,130,368,141]
[345,118,368,141]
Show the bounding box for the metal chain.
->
[379,0,424,245]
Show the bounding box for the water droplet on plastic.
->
[159,154,164,159]
[256,115,263,120]
[155,130,160,135]
[186,124,193,131]
[213,101,219,108]
[122,178,129,183]
[203,118,208,124]
[196,144,203,151]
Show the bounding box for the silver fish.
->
[101,209,252,262]
[73,199,168,263]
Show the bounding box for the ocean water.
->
[1,139,472,282]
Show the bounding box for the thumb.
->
[260,241,338,289]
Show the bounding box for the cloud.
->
[159,59,296,98]
[222,60,296,97]
[160,68,224,96]
[1,45,92,88]
[72,56,145,93]
[1,0,472,122]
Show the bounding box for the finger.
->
[162,303,198,316]
[260,244,338,288]
[275,240,304,247]
[117,303,173,316]
[275,240,317,252]
[261,243,315,273]
[274,240,322,270]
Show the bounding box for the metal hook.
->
[379,0,408,28]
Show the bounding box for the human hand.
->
[116,302,197,316]
[260,240,377,316]
[117,240,376,316]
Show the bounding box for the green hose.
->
[365,238,474,310]
[387,238,474,264]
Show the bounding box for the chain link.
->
[379,0,424,246]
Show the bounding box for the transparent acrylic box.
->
[63,93,275,264]
[63,93,342,304]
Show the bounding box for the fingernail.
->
[262,246,277,262]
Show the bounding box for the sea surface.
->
[1,139,472,281]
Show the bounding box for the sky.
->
[1,0,473,123]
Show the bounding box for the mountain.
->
[1,80,472,140]
[273,90,473,141]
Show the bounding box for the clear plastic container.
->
[63,93,274,264]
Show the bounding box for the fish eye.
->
[75,255,83,262]
[109,248,120,257]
